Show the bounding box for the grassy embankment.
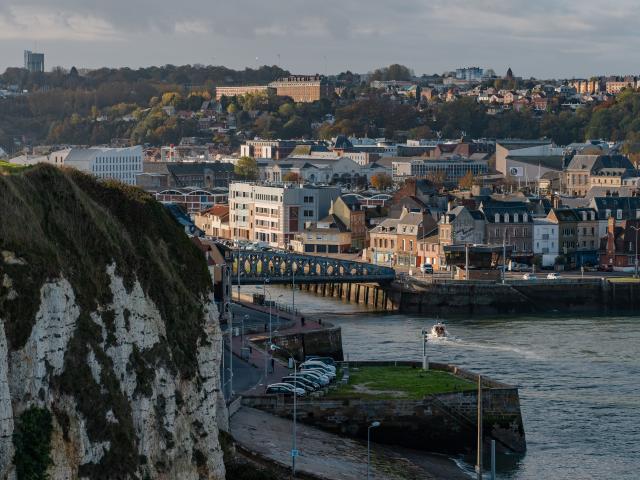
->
[327,366,476,400]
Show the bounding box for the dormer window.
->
[523,213,528,222]
[495,213,500,223]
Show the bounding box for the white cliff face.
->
[0,266,226,480]
[0,322,14,478]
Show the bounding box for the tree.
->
[283,172,302,182]
[234,156,259,180]
[370,173,393,191]
[459,171,475,190]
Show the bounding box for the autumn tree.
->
[370,173,393,191]
[459,171,475,190]
[234,156,259,180]
[283,172,302,182]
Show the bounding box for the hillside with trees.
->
[2,63,640,153]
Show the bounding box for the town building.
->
[589,196,640,238]
[269,75,332,103]
[533,218,559,267]
[24,50,44,73]
[262,156,391,186]
[480,201,533,259]
[214,85,271,100]
[600,218,640,271]
[240,140,306,160]
[393,157,489,181]
[564,154,635,197]
[193,205,231,239]
[64,146,143,185]
[575,208,600,266]
[368,207,437,267]
[290,214,352,254]
[229,182,340,247]
[154,187,228,214]
[8,148,70,166]
[136,161,235,190]
[546,209,580,267]
[495,140,565,181]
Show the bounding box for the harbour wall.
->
[242,361,525,455]
[293,279,640,316]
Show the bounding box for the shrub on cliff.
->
[13,407,53,480]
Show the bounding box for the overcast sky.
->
[1,0,638,78]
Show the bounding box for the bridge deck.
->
[230,250,395,285]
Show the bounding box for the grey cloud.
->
[1,0,640,77]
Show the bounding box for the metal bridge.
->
[231,250,396,285]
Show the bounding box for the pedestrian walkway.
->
[229,300,330,395]
[231,407,444,480]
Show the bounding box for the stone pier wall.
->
[242,362,525,454]
[296,282,396,311]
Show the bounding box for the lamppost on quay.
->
[223,301,234,399]
[270,344,299,476]
[367,421,381,480]
[630,225,639,278]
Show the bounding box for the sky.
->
[1,0,639,79]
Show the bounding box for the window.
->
[617,209,623,220]
[303,210,313,217]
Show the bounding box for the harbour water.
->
[245,286,640,480]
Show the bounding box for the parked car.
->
[306,356,336,366]
[522,273,538,280]
[300,365,335,380]
[598,264,613,272]
[265,383,306,396]
[301,360,336,373]
[282,379,315,392]
[420,264,434,274]
[297,371,330,386]
[300,367,334,381]
[282,375,320,391]
[546,273,561,280]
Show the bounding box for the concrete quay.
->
[230,406,467,480]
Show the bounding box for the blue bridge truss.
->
[230,250,396,285]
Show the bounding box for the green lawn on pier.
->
[327,366,476,400]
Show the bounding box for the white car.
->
[301,360,336,373]
[265,383,306,396]
[522,273,538,280]
[297,371,330,386]
[300,365,335,380]
[546,273,561,280]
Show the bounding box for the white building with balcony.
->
[229,182,341,247]
[533,218,559,267]
[64,146,143,185]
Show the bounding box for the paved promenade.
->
[231,407,465,480]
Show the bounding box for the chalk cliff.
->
[0,165,225,479]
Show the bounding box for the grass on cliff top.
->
[327,366,476,400]
[0,161,31,174]
[0,165,212,378]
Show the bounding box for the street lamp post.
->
[270,344,298,476]
[420,328,429,371]
[367,421,381,480]
[224,302,234,399]
[631,226,640,278]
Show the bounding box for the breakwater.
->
[243,361,525,455]
[292,279,640,315]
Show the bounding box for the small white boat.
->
[430,322,448,338]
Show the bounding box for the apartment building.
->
[564,154,635,197]
[229,182,340,247]
[269,75,332,103]
[239,140,302,160]
[480,201,533,258]
[63,146,143,185]
[533,218,559,267]
[214,85,271,100]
